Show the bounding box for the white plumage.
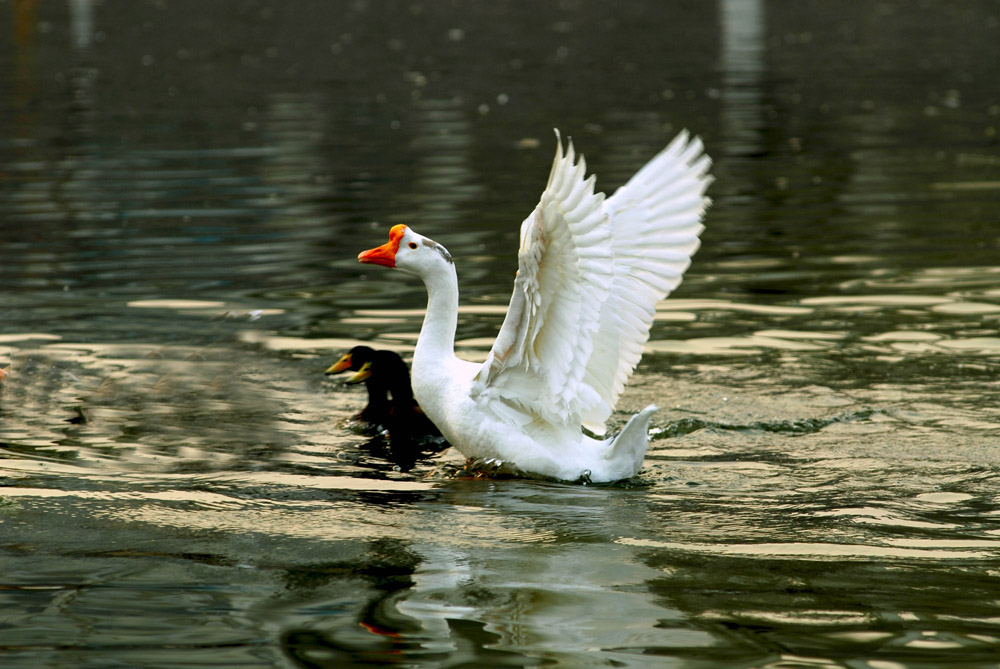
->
[358,130,712,482]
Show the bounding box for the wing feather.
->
[472,130,712,434]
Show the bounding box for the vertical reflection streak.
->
[719,0,765,157]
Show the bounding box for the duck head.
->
[344,361,373,385]
[358,224,453,277]
[325,345,376,375]
[342,350,412,392]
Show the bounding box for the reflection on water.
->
[718,0,765,158]
[3,0,1000,667]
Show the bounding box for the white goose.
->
[358,130,712,482]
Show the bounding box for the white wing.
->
[471,130,712,433]
[581,131,712,432]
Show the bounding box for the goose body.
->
[358,131,712,482]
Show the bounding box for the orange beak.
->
[345,362,373,385]
[358,225,407,268]
[324,353,353,375]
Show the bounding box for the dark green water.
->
[2,1,1000,667]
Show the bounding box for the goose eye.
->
[408,242,418,249]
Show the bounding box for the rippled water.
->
[3,1,1000,667]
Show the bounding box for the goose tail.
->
[603,404,658,480]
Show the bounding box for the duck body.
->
[363,349,441,443]
[328,347,441,443]
[359,130,711,482]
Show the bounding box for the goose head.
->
[358,224,453,278]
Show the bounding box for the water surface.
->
[3,1,1000,667]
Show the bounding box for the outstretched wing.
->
[471,131,711,433]
[579,131,712,432]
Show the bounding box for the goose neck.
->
[414,265,459,362]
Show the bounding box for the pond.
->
[2,1,1000,667]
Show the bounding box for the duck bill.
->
[346,362,373,385]
[358,242,397,268]
[325,354,353,375]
